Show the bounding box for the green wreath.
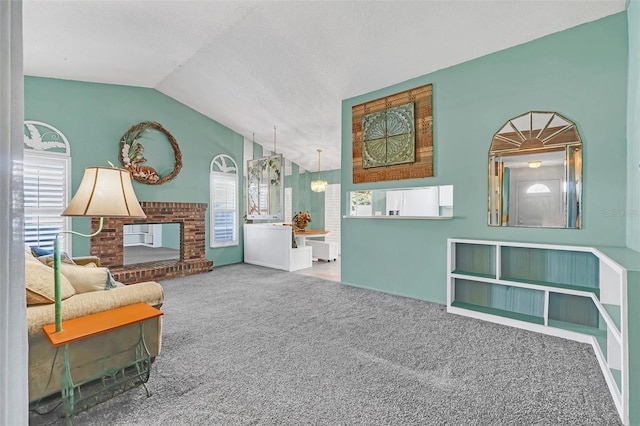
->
[119,121,183,185]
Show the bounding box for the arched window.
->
[210,154,239,247]
[526,183,551,194]
[23,121,71,253]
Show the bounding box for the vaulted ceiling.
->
[23,0,626,172]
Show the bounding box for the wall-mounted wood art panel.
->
[352,83,433,183]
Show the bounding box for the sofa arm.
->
[72,256,101,267]
[27,281,164,336]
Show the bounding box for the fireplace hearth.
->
[91,202,213,284]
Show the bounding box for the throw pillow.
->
[105,269,123,289]
[37,253,76,267]
[30,246,53,257]
[25,261,76,305]
[58,263,113,294]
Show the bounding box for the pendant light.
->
[310,149,328,193]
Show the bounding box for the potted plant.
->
[292,211,311,231]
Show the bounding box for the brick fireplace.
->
[91,202,213,284]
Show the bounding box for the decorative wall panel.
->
[352,83,433,183]
[362,102,415,168]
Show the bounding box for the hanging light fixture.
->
[311,149,328,193]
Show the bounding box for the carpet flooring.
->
[30,264,621,425]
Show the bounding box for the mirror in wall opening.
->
[488,111,582,228]
[123,223,181,265]
[349,185,453,218]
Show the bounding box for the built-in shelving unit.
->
[123,224,157,247]
[447,238,628,425]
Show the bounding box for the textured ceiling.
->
[23,0,625,172]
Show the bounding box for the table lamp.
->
[53,166,146,332]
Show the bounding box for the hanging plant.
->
[119,121,183,185]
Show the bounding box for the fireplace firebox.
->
[91,202,213,284]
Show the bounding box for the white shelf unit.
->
[123,224,159,248]
[447,238,628,425]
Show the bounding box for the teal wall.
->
[24,77,244,266]
[160,223,181,250]
[628,0,640,251]
[289,163,305,215]
[302,169,341,230]
[25,77,322,266]
[341,13,629,303]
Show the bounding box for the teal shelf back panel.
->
[548,293,599,328]
[455,243,495,277]
[455,278,491,306]
[500,247,599,288]
[454,279,544,318]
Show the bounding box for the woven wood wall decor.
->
[352,83,433,183]
[119,121,183,185]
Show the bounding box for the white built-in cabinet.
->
[243,224,312,272]
[447,238,628,425]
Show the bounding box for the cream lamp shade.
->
[63,166,146,218]
[53,166,145,333]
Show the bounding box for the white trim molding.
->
[0,1,29,423]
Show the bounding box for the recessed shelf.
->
[547,319,607,339]
[500,245,599,288]
[451,270,495,280]
[500,276,600,297]
[450,301,544,325]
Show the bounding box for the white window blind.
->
[210,154,239,248]
[324,183,341,254]
[23,152,70,252]
[210,172,238,247]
